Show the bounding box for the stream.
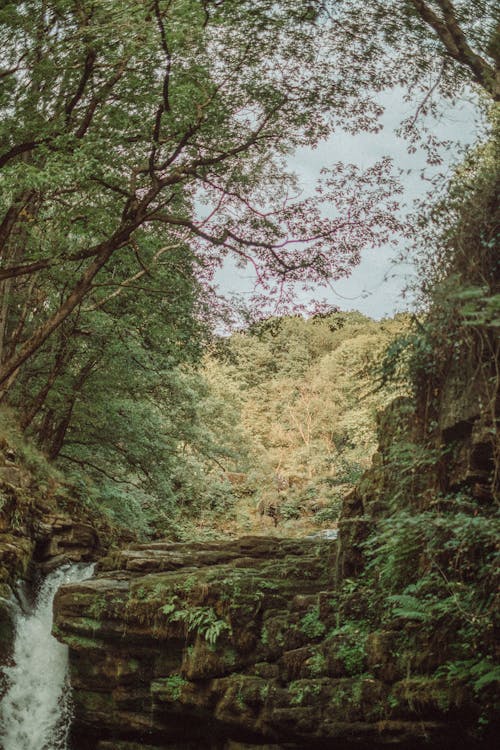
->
[0,563,94,750]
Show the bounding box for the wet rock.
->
[32,514,101,570]
[0,534,33,585]
[0,583,16,670]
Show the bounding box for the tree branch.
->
[59,452,141,487]
[65,48,96,122]
[83,239,187,312]
[411,0,498,98]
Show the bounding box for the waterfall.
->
[0,562,95,750]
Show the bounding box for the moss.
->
[307,650,327,677]
[0,608,14,661]
[87,596,109,619]
[74,689,116,714]
[288,679,323,706]
[152,674,188,702]
[61,633,105,651]
[390,677,469,717]
[260,624,269,645]
[181,637,240,680]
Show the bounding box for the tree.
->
[207,312,410,519]
[0,0,496,529]
[1,1,496,387]
[328,2,498,99]
[328,1,498,159]
[0,0,404,387]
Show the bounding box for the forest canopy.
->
[0,0,497,530]
[0,1,497,377]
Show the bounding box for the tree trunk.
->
[21,343,71,430]
[48,358,97,459]
[0,277,13,365]
[0,242,117,387]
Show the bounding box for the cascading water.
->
[0,562,95,750]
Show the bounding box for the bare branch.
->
[65,48,96,122]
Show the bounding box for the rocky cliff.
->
[53,532,490,750]
[337,344,498,580]
[2,297,497,749]
[51,334,499,749]
[0,423,116,676]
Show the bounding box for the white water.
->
[0,563,94,750]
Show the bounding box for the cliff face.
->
[53,534,487,750]
[337,348,498,580]
[0,425,112,678]
[0,434,106,582]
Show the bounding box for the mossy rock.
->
[0,534,33,584]
[182,639,241,680]
[0,591,15,664]
[390,677,473,719]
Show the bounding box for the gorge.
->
[0,318,497,749]
[0,1,498,748]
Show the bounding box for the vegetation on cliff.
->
[333,121,499,734]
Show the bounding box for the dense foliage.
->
[0,0,412,388]
[331,119,499,731]
[203,311,408,529]
[6,246,220,532]
[0,1,496,519]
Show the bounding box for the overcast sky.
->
[215,87,481,320]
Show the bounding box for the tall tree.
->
[1,1,496,387]
[0,0,403,387]
[328,1,498,159]
[0,0,496,525]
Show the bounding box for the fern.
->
[388,593,430,622]
[437,658,500,695]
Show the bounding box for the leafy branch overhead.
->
[0,0,497,386]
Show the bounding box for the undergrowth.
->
[334,125,499,732]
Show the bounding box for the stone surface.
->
[32,514,102,571]
[336,360,499,581]
[0,429,120,669]
[54,536,482,749]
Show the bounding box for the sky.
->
[215,87,481,320]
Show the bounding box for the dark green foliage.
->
[333,123,500,727]
[327,621,368,676]
[0,0,408,535]
[300,605,326,639]
[6,246,245,533]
